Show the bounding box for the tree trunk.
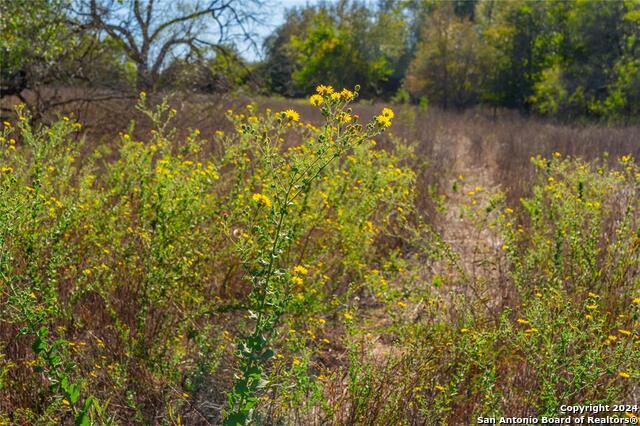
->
[136,62,153,92]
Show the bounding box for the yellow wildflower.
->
[619,371,631,379]
[340,88,354,100]
[375,114,392,128]
[435,385,445,391]
[343,311,353,321]
[291,276,303,285]
[252,193,272,208]
[516,318,530,325]
[338,112,352,124]
[381,107,394,118]
[309,94,323,106]
[618,329,632,336]
[316,84,334,95]
[293,265,309,275]
[283,109,300,122]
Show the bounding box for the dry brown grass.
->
[23,93,634,219]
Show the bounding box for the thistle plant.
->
[224,85,395,424]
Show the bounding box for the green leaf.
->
[32,337,46,354]
[223,412,248,426]
[68,383,80,404]
[61,376,70,392]
[260,349,274,361]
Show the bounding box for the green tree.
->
[261,7,317,96]
[404,3,486,108]
[476,0,557,111]
[0,0,130,118]
[603,3,640,120]
[524,0,640,120]
[1,0,69,99]
[262,1,406,98]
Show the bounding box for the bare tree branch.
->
[73,0,267,91]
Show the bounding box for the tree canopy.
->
[262,0,640,121]
[2,0,639,121]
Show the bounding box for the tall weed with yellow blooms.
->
[223,85,400,424]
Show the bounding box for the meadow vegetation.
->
[2,0,640,424]
[1,85,639,424]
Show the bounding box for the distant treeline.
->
[2,0,639,121]
[260,0,640,120]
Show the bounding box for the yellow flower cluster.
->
[313,85,355,102]
[375,107,394,128]
[291,265,308,286]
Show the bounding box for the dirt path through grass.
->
[436,132,508,314]
[363,133,505,360]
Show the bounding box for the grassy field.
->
[1,89,639,425]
